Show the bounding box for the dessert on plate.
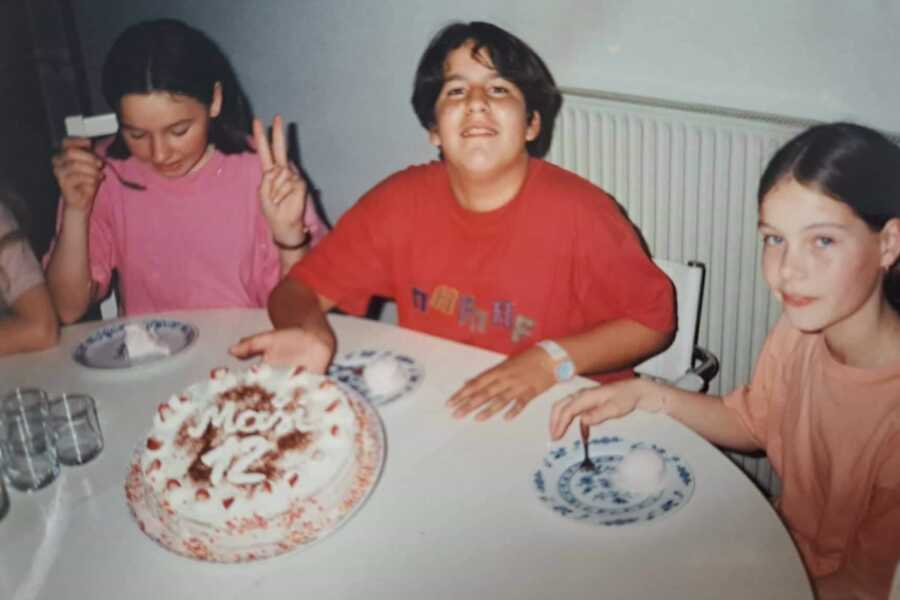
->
[362,355,407,396]
[122,322,171,359]
[614,447,667,496]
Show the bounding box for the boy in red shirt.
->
[232,21,674,421]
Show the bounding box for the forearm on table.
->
[557,319,673,377]
[0,284,59,355]
[45,210,95,323]
[641,382,759,452]
[268,276,335,335]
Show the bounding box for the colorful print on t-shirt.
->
[412,285,535,344]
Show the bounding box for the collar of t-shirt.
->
[441,157,543,238]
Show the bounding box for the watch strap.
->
[537,340,575,381]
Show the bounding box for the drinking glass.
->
[1,388,50,481]
[2,387,49,421]
[3,413,59,491]
[49,394,104,466]
[0,462,9,520]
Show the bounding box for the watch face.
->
[556,361,575,381]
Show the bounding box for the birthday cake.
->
[125,364,384,562]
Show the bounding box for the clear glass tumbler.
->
[49,394,104,466]
[3,413,59,491]
[0,467,9,520]
[2,387,49,422]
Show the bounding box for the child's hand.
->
[229,327,334,373]
[446,346,556,421]
[51,137,104,213]
[549,379,664,440]
[253,115,309,247]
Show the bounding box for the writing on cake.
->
[135,365,369,560]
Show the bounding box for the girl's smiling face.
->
[118,86,221,178]
[758,178,894,336]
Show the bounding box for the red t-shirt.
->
[290,158,674,381]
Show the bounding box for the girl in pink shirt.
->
[45,19,326,321]
[550,123,900,600]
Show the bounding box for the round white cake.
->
[128,364,380,562]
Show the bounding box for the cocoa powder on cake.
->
[277,430,312,452]
[219,384,275,412]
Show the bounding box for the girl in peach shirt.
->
[550,122,900,600]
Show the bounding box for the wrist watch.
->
[537,340,575,382]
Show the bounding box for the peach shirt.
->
[724,317,900,598]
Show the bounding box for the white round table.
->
[0,309,812,599]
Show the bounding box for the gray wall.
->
[71,0,900,225]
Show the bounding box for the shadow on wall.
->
[0,0,90,256]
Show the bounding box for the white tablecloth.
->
[0,309,812,599]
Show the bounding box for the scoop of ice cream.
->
[123,323,171,359]
[363,356,405,396]
[615,448,666,495]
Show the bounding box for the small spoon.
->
[579,420,595,472]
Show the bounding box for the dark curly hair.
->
[411,21,562,158]
[101,18,252,159]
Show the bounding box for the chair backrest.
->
[99,288,118,320]
[635,258,704,382]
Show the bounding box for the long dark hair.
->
[411,21,562,158]
[759,122,900,312]
[101,18,252,158]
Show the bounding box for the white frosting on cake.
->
[615,448,667,495]
[138,364,362,557]
[363,356,405,396]
[124,323,171,359]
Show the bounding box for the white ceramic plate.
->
[73,319,197,369]
[327,349,423,407]
[125,384,386,563]
[533,435,694,526]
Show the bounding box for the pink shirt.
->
[724,317,900,598]
[46,145,326,316]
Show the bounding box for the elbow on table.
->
[31,319,59,350]
[27,309,60,350]
[640,326,675,356]
[6,315,60,354]
[657,327,676,354]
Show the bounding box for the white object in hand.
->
[123,323,171,359]
[363,356,405,396]
[64,113,118,138]
[615,448,666,495]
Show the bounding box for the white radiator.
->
[546,88,816,497]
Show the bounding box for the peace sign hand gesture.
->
[254,115,309,247]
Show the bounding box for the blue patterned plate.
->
[533,436,694,526]
[73,319,198,369]
[327,349,423,407]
